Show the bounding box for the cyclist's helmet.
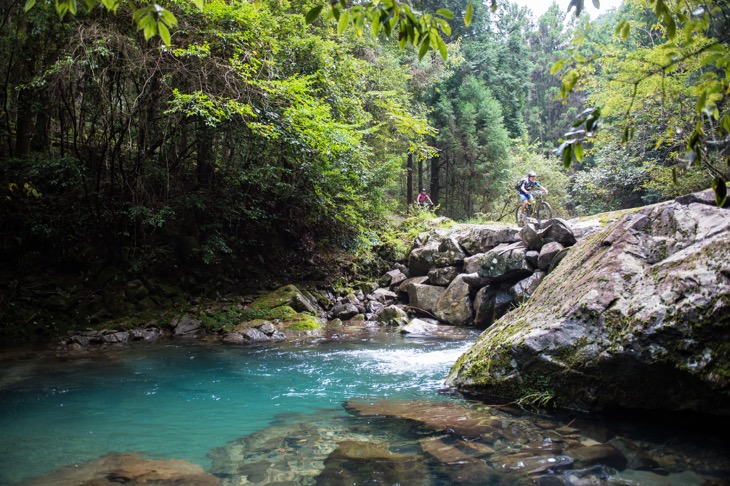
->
[528,171,537,177]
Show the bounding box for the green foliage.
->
[430,75,511,220]
[554,0,730,206]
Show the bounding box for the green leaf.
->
[418,35,430,60]
[592,0,599,8]
[672,167,678,185]
[436,33,447,59]
[664,12,676,39]
[721,115,730,135]
[550,59,565,75]
[562,143,573,168]
[435,8,453,19]
[437,18,451,36]
[158,21,171,45]
[337,10,349,34]
[371,14,382,36]
[305,5,324,24]
[465,3,473,27]
[191,0,203,10]
[24,0,36,11]
[574,142,584,162]
[696,90,707,114]
[712,177,727,207]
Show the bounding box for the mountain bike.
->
[515,190,552,224]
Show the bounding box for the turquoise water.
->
[0,334,476,484]
[1,333,729,485]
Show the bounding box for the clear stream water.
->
[0,333,728,485]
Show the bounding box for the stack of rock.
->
[372,218,591,329]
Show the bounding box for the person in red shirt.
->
[417,188,434,208]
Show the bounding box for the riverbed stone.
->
[407,283,445,313]
[23,453,221,485]
[171,314,202,335]
[316,440,428,486]
[249,284,320,316]
[567,444,628,470]
[330,302,359,320]
[401,318,438,335]
[433,274,473,326]
[376,305,409,326]
[474,285,514,328]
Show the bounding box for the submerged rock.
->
[23,453,220,485]
[316,440,428,486]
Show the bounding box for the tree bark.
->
[406,152,413,212]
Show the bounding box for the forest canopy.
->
[1,0,728,287]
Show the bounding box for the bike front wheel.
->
[536,201,552,221]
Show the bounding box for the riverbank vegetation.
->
[1,0,727,342]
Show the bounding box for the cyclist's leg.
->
[519,193,530,212]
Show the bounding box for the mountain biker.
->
[517,171,548,215]
[417,188,434,208]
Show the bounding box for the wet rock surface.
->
[447,191,730,415]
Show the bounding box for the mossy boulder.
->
[249,284,320,316]
[446,191,730,415]
[281,312,322,331]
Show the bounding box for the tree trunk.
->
[196,122,215,189]
[406,152,413,211]
[430,155,440,206]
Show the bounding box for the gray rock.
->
[546,218,577,247]
[525,250,539,268]
[102,331,130,343]
[447,192,730,415]
[453,224,520,255]
[434,237,466,267]
[537,242,565,271]
[401,318,439,335]
[369,288,398,305]
[376,305,409,327]
[408,233,444,276]
[477,244,532,283]
[433,274,474,326]
[366,300,385,315]
[172,315,202,336]
[474,285,514,328]
[380,269,407,289]
[398,276,429,294]
[407,283,446,313]
[428,266,461,286]
[519,222,543,250]
[331,303,359,320]
[509,271,546,304]
[462,272,491,289]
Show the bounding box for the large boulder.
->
[433,274,474,326]
[408,234,443,276]
[408,283,446,313]
[453,224,520,255]
[434,236,467,267]
[446,192,730,415]
[476,243,533,283]
[249,284,320,316]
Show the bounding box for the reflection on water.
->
[0,334,728,485]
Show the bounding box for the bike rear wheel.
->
[536,201,552,221]
[515,204,533,224]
